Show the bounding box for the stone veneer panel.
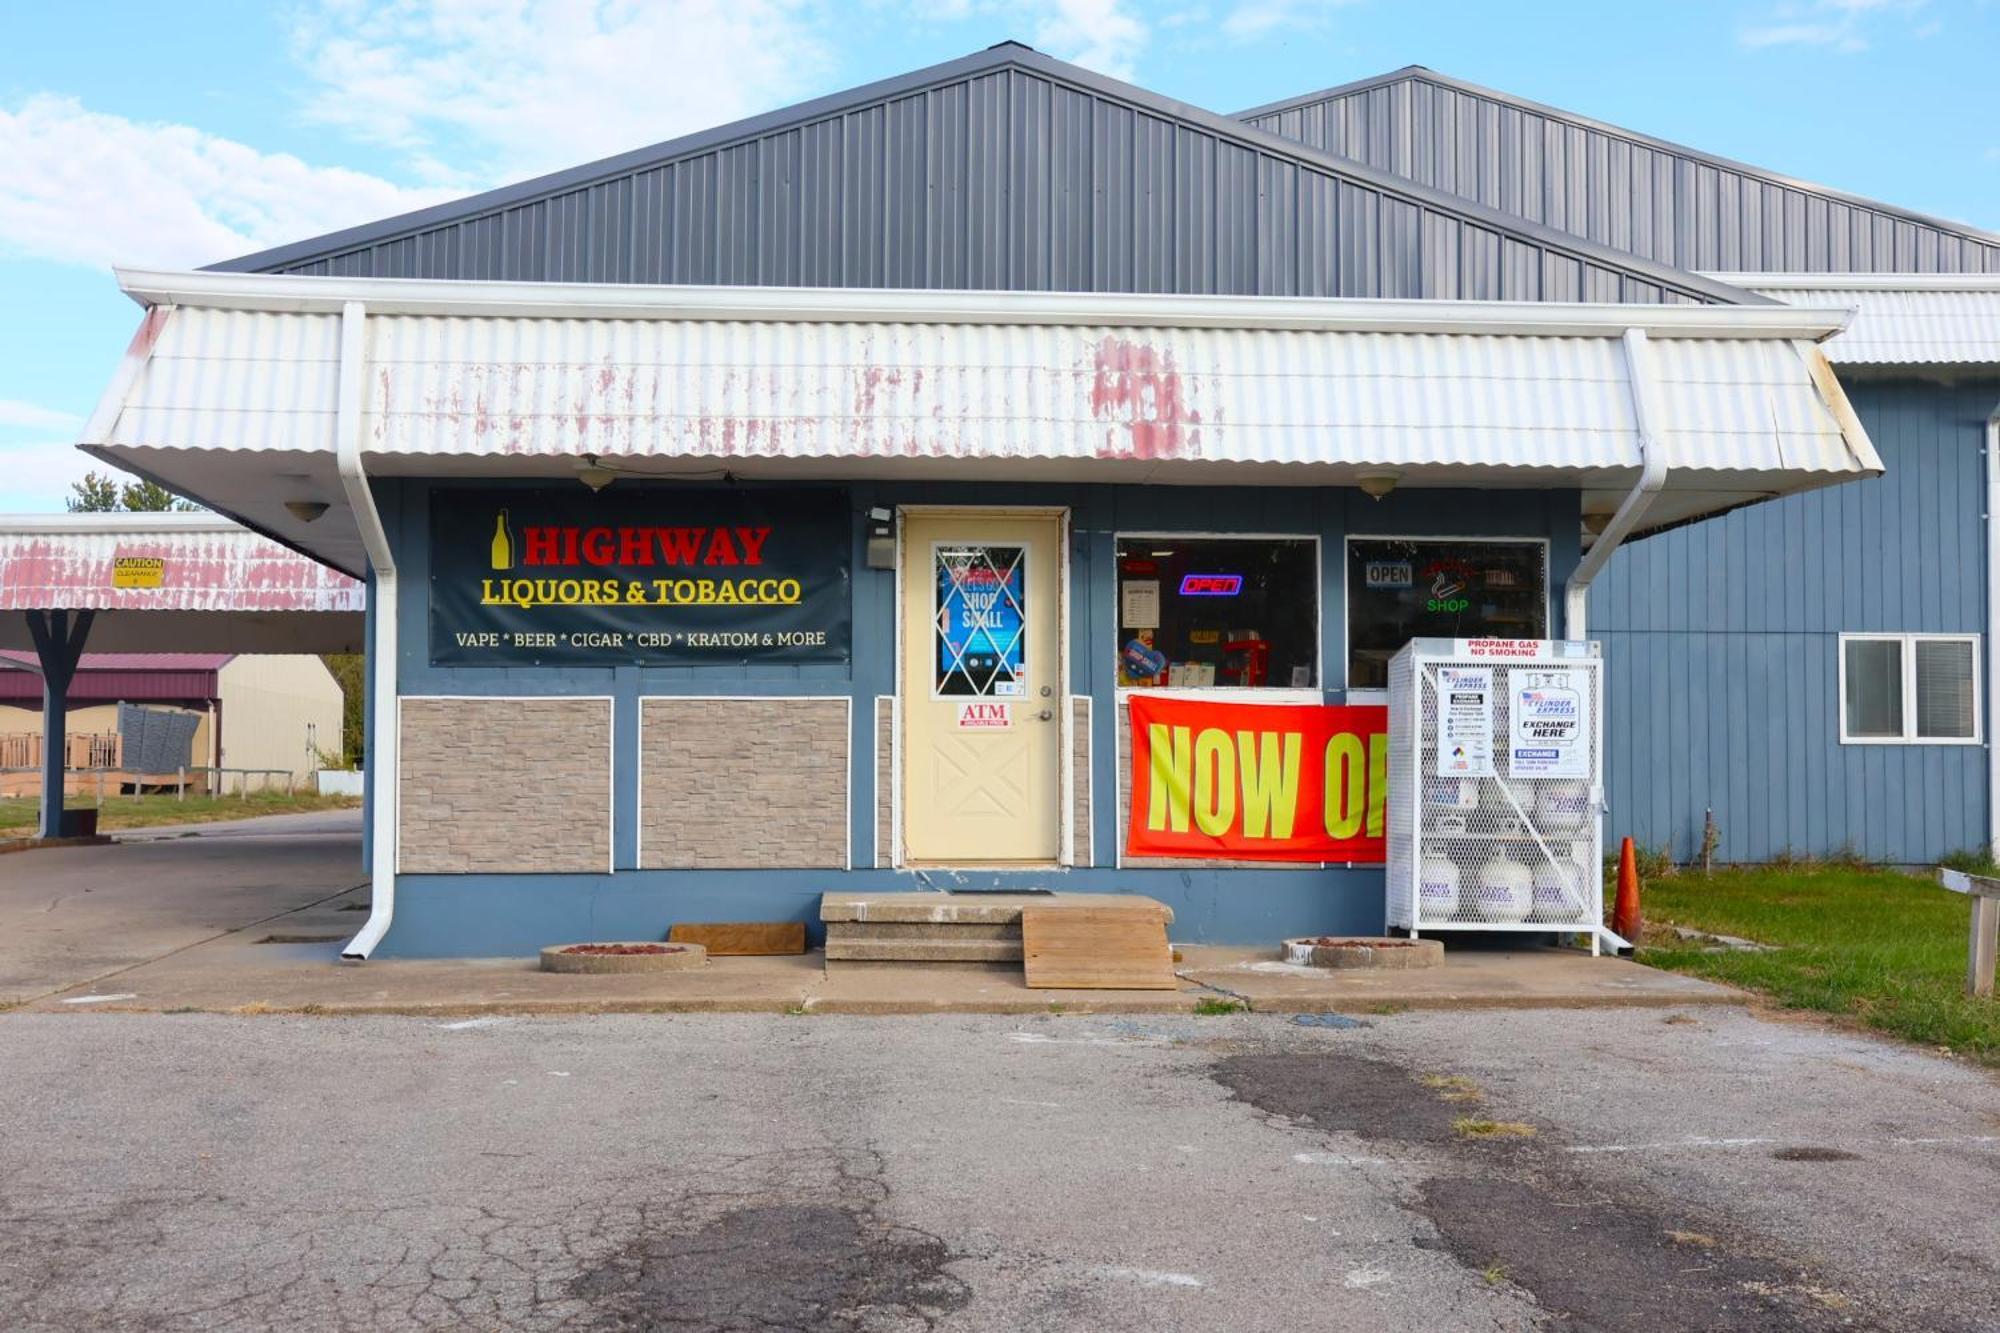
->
[1070,696,1091,867]
[399,696,612,874]
[641,697,849,869]
[876,697,894,868]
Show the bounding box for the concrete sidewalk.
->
[28,879,1733,1016]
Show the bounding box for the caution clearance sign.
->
[1126,694,1389,862]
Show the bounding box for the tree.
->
[321,653,366,769]
[66,470,198,513]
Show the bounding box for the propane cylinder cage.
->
[1385,639,1615,955]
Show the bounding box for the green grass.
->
[1193,996,1247,1016]
[0,790,361,835]
[1639,863,1999,1065]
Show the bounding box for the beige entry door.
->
[901,511,1064,864]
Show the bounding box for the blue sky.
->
[1,0,1994,511]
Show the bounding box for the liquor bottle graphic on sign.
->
[490,509,513,570]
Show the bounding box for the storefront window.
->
[1114,537,1317,688]
[1346,539,1548,690]
[935,544,1027,696]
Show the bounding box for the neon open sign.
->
[1178,574,1243,596]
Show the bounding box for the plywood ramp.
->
[1021,904,1177,990]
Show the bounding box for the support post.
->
[1972,897,1999,1001]
[1936,868,2000,999]
[24,609,94,841]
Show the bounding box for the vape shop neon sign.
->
[1178,574,1243,596]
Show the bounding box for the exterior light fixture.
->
[577,454,616,492]
[284,500,329,522]
[1582,511,1614,536]
[1357,470,1401,500]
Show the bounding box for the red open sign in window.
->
[1178,574,1243,596]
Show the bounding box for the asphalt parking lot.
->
[2,818,1995,1330]
[2,1006,1994,1332]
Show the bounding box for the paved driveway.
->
[0,1007,1993,1331]
[0,809,362,1005]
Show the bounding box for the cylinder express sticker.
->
[1436,666,1494,777]
[1509,669,1588,778]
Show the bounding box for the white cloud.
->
[1219,0,1359,43]
[0,400,80,433]
[1026,0,1150,82]
[289,0,834,184]
[1739,0,1929,52]
[0,95,455,269]
[0,439,98,513]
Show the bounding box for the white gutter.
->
[1565,328,1669,639]
[1989,408,2000,861]
[333,300,399,961]
[114,266,1855,342]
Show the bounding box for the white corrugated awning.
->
[0,512,364,653]
[1710,272,2000,367]
[80,271,1880,574]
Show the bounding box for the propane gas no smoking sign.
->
[1509,669,1588,779]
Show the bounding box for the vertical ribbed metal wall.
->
[1242,72,2000,275]
[231,60,1723,303]
[1591,378,2000,863]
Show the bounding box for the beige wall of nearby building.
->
[0,654,340,783]
[214,655,343,779]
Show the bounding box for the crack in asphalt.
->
[0,1145,970,1332]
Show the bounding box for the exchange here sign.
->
[1126,694,1389,863]
[430,488,851,666]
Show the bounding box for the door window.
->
[934,544,1027,697]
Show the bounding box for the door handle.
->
[1037,708,1053,721]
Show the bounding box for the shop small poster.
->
[1436,666,1494,777]
[1509,669,1589,778]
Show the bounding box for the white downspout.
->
[335,300,399,961]
[1988,410,2000,861]
[1564,327,1670,639]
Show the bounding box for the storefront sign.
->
[429,488,850,665]
[1510,668,1589,777]
[1126,694,1389,862]
[1436,666,1494,777]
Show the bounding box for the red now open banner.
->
[1126,695,1390,863]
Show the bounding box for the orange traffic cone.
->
[1612,836,1643,948]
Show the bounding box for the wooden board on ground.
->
[1021,906,1177,990]
[667,922,807,956]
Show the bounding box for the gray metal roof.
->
[1237,66,2000,276]
[210,43,1752,305]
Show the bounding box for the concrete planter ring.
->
[539,942,708,975]
[1283,936,1444,970]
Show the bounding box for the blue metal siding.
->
[371,476,1579,956]
[1592,378,2000,863]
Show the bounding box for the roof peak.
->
[206,42,1753,305]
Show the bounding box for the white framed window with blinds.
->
[1838,633,1982,745]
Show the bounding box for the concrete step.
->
[825,938,1025,963]
[820,891,1173,926]
[825,920,1019,943]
